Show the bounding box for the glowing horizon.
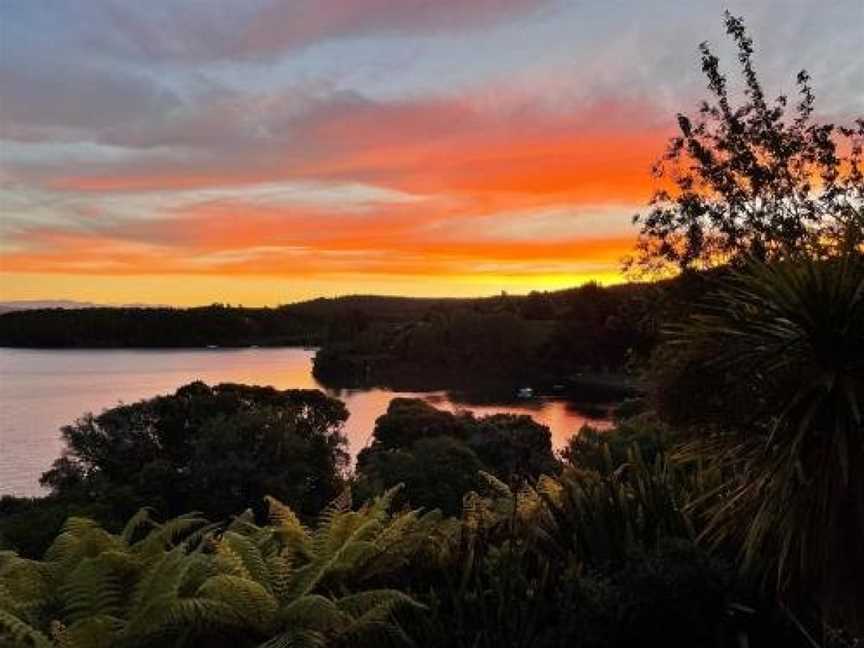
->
[1,1,861,306]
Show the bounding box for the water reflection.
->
[0,348,612,497]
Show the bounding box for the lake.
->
[0,347,613,497]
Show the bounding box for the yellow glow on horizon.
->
[0,268,627,307]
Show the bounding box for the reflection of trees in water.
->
[564,400,614,420]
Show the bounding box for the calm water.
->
[0,348,612,497]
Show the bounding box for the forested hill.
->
[0,282,651,349]
[0,304,322,348]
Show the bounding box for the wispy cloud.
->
[81,0,553,62]
[9,89,668,204]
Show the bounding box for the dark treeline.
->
[0,287,643,350]
[310,276,720,398]
[0,304,322,348]
[0,284,661,398]
[311,282,659,395]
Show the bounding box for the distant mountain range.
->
[0,300,166,314]
[0,286,645,316]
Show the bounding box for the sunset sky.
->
[1,1,862,305]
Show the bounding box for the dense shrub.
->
[356,398,557,514]
[40,382,350,525]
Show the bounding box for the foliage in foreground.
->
[0,488,441,647]
[1,448,747,648]
[414,449,738,648]
[660,255,864,632]
[4,432,835,647]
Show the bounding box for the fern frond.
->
[45,525,120,566]
[121,508,155,545]
[57,615,123,648]
[265,496,312,558]
[90,549,139,582]
[0,608,52,648]
[129,548,187,613]
[0,555,54,612]
[123,595,237,641]
[313,489,352,543]
[60,558,123,624]
[461,491,482,535]
[364,511,425,573]
[374,511,419,548]
[330,540,380,576]
[289,515,386,599]
[198,574,277,633]
[59,517,100,536]
[277,594,347,632]
[259,628,328,648]
[266,555,294,602]
[536,474,564,506]
[336,589,424,617]
[265,497,302,531]
[361,484,404,520]
[336,589,423,645]
[228,509,257,532]
[214,539,252,581]
[134,513,208,555]
[478,471,512,500]
[219,532,272,592]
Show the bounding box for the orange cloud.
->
[1,194,636,282]
[45,93,669,208]
[0,233,633,278]
[5,92,666,300]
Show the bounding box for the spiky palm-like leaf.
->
[669,255,864,630]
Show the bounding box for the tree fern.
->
[335,589,422,646]
[217,532,272,589]
[51,615,122,648]
[277,594,347,632]
[59,558,123,624]
[0,608,52,648]
[120,508,156,545]
[197,574,277,633]
[264,497,311,559]
[133,513,209,556]
[0,490,436,647]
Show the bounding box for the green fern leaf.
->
[0,608,52,648]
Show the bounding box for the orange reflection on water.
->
[1,347,613,497]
